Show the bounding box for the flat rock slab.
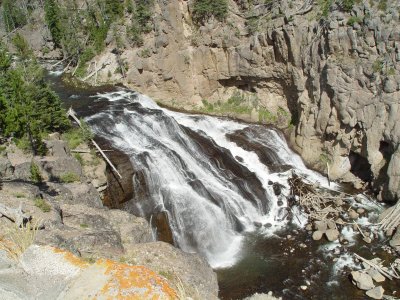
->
[1,245,177,299]
[366,286,384,299]
[351,271,375,290]
[325,229,340,241]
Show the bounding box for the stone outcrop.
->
[0,137,219,299]
[0,245,177,299]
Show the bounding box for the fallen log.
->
[67,108,122,179]
[71,149,114,153]
[354,253,399,280]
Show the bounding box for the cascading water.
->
[85,89,331,268]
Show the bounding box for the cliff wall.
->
[2,0,400,201]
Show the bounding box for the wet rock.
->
[151,211,174,245]
[368,269,385,283]
[389,226,400,248]
[254,221,263,228]
[335,199,344,206]
[277,200,284,207]
[363,236,372,244]
[336,218,345,225]
[314,220,327,232]
[325,229,340,242]
[272,183,283,196]
[351,271,375,290]
[357,208,365,214]
[385,228,394,237]
[327,220,336,229]
[312,230,323,241]
[349,209,359,220]
[366,286,384,299]
[265,223,272,228]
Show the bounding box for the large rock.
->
[325,229,340,242]
[0,245,177,299]
[0,157,13,178]
[389,226,400,248]
[366,286,384,299]
[125,241,219,300]
[351,271,375,290]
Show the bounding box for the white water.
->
[86,89,343,268]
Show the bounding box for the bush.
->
[30,162,42,183]
[347,16,362,26]
[62,122,93,149]
[192,0,228,24]
[59,172,80,183]
[2,0,27,32]
[34,198,51,212]
[0,221,39,260]
[378,0,387,11]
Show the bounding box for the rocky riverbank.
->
[0,134,218,299]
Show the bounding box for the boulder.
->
[312,230,323,241]
[365,286,384,299]
[15,245,177,299]
[125,242,218,300]
[389,226,400,248]
[325,229,340,241]
[367,269,385,283]
[314,220,328,232]
[351,271,375,290]
[348,209,359,220]
[0,157,13,178]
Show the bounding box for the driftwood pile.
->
[288,173,346,222]
[378,201,400,234]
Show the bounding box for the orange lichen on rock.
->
[98,259,177,299]
[53,247,90,269]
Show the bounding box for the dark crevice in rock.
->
[349,151,373,183]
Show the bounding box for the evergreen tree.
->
[44,0,64,48]
[0,42,70,154]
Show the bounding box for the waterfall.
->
[86,89,332,268]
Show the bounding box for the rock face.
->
[0,245,177,299]
[0,138,219,299]
[4,0,398,201]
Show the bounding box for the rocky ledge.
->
[0,134,218,299]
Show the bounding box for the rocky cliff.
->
[1,0,400,201]
[0,135,218,299]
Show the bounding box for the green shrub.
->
[30,162,42,183]
[12,33,32,58]
[192,0,228,24]
[13,192,26,198]
[372,59,383,73]
[378,0,387,11]
[2,0,27,32]
[34,198,51,213]
[127,0,154,46]
[347,16,362,26]
[62,122,93,149]
[59,172,80,183]
[258,108,277,123]
[74,153,84,165]
[318,0,333,18]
